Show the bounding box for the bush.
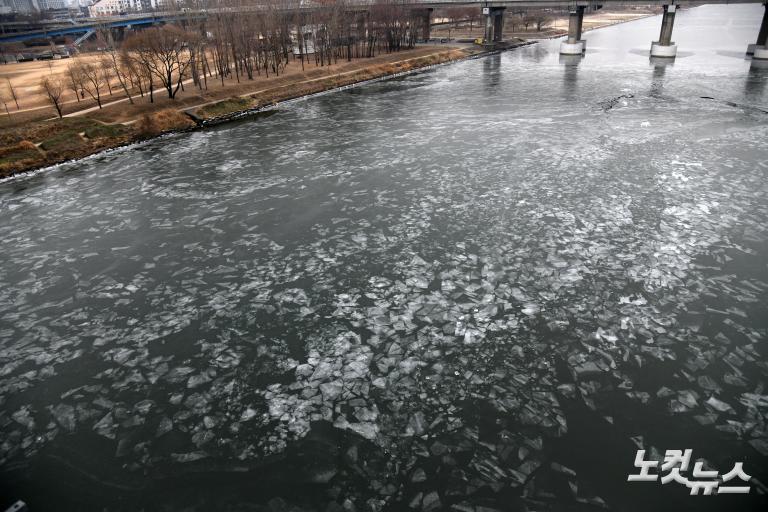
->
[84,123,130,139]
[197,97,255,119]
[0,140,43,169]
[137,109,196,137]
[0,140,38,155]
[136,113,156,137]
[40,131,83,152]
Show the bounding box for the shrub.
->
[0,140,43,169]
[197,97,255,119]
[40,131,83,152]
[137,109,196,137]
[84,123,130,139]
[136,113,156,137]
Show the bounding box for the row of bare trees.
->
[434,7,553,37]
[38,0,432,118]
[507,9,555,32]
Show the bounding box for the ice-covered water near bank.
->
[1,4,768,511]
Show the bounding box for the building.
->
[0,0,14,15]
[1,0,75,13]
[88,0,167,16]
[37,0,67,10]
[88,0,132,16]
[4,0,38,15]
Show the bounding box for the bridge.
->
[1,1,766,60]
[0,13,202,44]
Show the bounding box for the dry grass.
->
[0,116,137,177]
[0,140,40,159]
[0,117,93,146]
[83,123,131,139]
[196,96,256,119]
[0,54,130,111]
[0,140,45,175]
[39,131,84,152]
[136,108,196,137]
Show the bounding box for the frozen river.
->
[1,4,767,511]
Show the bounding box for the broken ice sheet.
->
[52,404,76,432]
[521,303,540,316]
[706,396,735,414]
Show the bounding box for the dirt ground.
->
[0,53,108,112]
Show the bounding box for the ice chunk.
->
[93,412,116,439]
[11,407,35,429]
[52,404,76,432]
[320,381,343,401]
[347,422,377,440]
[240,408,258,421]
[706,396,734,414]
[156,416,173,437]
[171,451,208,463]
[521,304,540,316]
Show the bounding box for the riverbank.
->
[0,45,503,180]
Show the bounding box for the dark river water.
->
[1,4,768,511]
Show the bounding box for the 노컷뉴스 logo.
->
[628,449,751,495]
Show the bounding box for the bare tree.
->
[103,51,134,104]
[464,7,481,34]
[124,25,192,99]
[65,64,82,102]
[533,15,553,32]
[98,57,114,96]
[6,79,19,109]
[40,76,65,118]
[522,16,534,31]
[121,47,154,102]
[0,91,11,119]
[120,49,145,98]
[73,61,105,108]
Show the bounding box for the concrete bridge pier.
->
[575,5,586,50]
[560,7,585,55]
[493,7,505,42]
[418,8,433,42]
[484,9,493,44]
[650,4,677,58]
[482,7,505,45]
[749,3,768,57]
[114,26,126,43]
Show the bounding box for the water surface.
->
[1,5,767,511]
